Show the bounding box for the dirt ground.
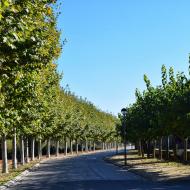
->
[107,150,190,182]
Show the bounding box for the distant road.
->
[7,150,190,190]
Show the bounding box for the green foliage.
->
[122,62,190,143]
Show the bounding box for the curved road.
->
[8,151,190,190]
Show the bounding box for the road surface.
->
[7,151,190,190]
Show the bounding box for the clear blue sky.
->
[57,0,190,115]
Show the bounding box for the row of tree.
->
[0,0,119,173]
[120,61,190,162]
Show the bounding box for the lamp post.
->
[121,108,127,166]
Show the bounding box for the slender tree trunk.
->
[184,138,188,162]
[2,135,8,173]
[166,136,170,160]
[25,138,29,163]
[159,137,163,160]
[102,142,105,150]
[20,136,25,165]
[141,140,144,158]
[93,142,96,151]
[31,137,35,161]
[38,139,42,160]
[85,140,88,152]
[64,139,68,156]
[70,139,73,154]
[116,141,118,154]
[153,140,156,158]
[47,138,51,158]
[12,129,17,169]
[89,141,91,151]
[138,140,142,156]
[56,140,59,157]
[183,138,188,162]
[76,139,79,155]
[81,143,84,153]
[147,140,150,158]
[173,139,177,161]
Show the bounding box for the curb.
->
[0,163,40,190]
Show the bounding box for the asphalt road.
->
[7,150,190,190]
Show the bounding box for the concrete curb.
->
[0,163,40,190]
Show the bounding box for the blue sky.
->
[57,0,190,115]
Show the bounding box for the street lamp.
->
[121,108,127,166]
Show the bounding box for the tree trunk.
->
[184,138,188,162]
[56,140,59,157]
[12,129,17,169]
[47,138,51,158]
[93,142,96,151]
[31,137,35,161]
[116,141,118,154]
[138,140,142,156]
[20,136,25,165]
[141,140,144,158]
[166,136,170,160]
[173,140,178,161]
[81,143,84,153]
[89,141,91,151]
[159,137,163,160]
[85,140,88,152]
[64,139,68,156]
[70,139,73,154]
[25,138,29,163]
[153,140,156,158]
[38,139,42,160]
[2,135,8,173]
[102,142,105,150]
[76,139,79,155]
[147,140,150,158]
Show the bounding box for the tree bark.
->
[38,139,42,160]
[138,140,142,156]
[166,136,170,160]
[70,139,73,154]
[2,135,8,173]
[47,138,51,158]
[159,137,163,160]
[116,141,118,154]
[12,129,17,169]
[85,140,88,152]
[64,139,68,156]
[141,140,144,158]
[20,136,25,165]
[76,139,79,155]
[147,140,150,158]
[56,140,59,157]
[93,142,96,151]
[81,143,84,153]
[102,142,105,150]
[153,140,156,158]
[25,138,29,163]
[184,138,188,162]
[31,137,35,161]
[173,139,178,161]
[89,141,92,151]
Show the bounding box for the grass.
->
[0,160,39,185]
